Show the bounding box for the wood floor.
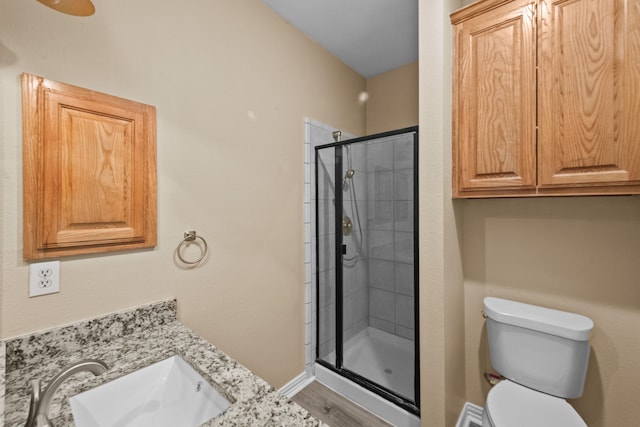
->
[292,381,393,427]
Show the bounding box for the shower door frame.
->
[314,126,420,416]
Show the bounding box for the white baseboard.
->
[278,372,314,398]
[455,402,484,427]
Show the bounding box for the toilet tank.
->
[484,297,594,399]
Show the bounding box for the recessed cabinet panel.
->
[538,0,640,188]
[452,0,537,196]
[22,73,157,259]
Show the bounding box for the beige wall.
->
[463,196,640,427]
[366,61,418,135]
[419,0,466,426]
[0,0,365,388]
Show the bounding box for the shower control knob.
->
[342,216,353,235]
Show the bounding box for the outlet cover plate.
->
[29,260,60,297]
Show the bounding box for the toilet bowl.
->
[482,380,587,427]
[482,297,593,427]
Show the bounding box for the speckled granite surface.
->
[2,300,325,427]
[1,340,6,427]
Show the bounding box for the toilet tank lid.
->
[484,297,594,341]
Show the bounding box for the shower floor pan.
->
[317,327,418,426]
[343,327,414,400]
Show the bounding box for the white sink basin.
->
[69,355,231,427]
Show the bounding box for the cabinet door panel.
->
[22,73,157,259]
[453,0,537,196]
[43,92,146,247]
[539,0,640,187]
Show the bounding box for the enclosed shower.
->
[314,126,419,419]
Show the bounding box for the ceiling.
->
[261,0,418,79]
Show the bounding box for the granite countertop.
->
[1,300,325,426]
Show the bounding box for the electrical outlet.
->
[29,260,60,297]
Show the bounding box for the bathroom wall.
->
[418,0,467,426]
[462,196,640,427]
[0,0,366,388]
[366,61,419,135]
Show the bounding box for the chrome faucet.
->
[25,359,109,427]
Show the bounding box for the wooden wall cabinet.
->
[22,73,157,260]
[451,0,640,198]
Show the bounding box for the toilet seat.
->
[484,380,587,427]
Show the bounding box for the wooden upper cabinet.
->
[22,73,157,260]
[538,0,640,191]
[452,0,537,197]
[451,0,640,197]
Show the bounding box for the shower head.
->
[342,169,355,191]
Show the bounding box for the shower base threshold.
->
[315,364,420,427]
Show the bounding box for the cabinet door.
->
[22,74,157,259]
[452,0,537,197]
[538,0,640,190]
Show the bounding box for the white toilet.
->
[482,297,594,427]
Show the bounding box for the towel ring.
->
[176,230,208,265]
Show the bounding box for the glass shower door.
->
[315,127,419,414]
[340,131,417,404]
[316,145,337,366]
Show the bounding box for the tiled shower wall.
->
[365,134,415,341]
